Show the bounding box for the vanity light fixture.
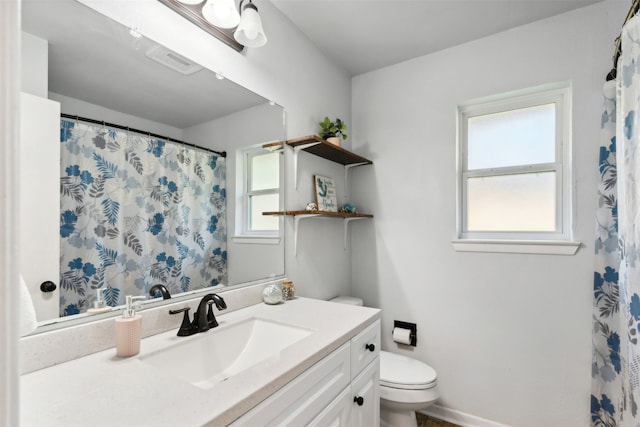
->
[234,0,267,48]
[158,0,267,51]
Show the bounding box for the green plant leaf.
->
[319,117,348,139]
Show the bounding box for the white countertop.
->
[20,297,380,427]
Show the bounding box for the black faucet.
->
[194,293,227,332]
[149,284,171,300]
[168,307,197,336]
[168,293,226,336]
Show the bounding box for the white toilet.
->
[330,296,439,427]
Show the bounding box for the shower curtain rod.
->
[61,113,226,158]
[606,0,640,81]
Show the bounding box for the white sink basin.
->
[139,317,313,389]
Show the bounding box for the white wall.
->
[62,0,355,299]
[50,92,184,140]
[350,2,626,426]
[21,32,47,98]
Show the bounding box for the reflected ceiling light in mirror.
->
[234,0,266,48]
[202,0,240,29]
[129,26,142,38]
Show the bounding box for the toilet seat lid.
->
[380,351,437,390]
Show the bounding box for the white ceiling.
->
[20,0,606,127]
[271,0,604,76]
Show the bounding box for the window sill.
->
[451,239,581,255]
[232,235,280,245]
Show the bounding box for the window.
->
[236,145,281,238]
[455,82,578,255]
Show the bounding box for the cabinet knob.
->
[353,396,364,406]
[365,343,375,352]
[40,281,57,293]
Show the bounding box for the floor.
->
[416,412,462,427]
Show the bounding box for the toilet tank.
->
[330,296,363,306]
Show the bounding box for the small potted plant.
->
[319,117,347,146]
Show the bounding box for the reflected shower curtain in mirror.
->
[591,16,640,426]
[59,119,227,316]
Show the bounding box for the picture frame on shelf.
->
[314,175,338,212]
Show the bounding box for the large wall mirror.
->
[21,0,285,330]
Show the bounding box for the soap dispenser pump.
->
[87,288,111,315]
[115,295,146,357]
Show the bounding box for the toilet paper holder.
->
[393,320,417,347]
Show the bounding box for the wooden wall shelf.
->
[278,136,374,255]
[264,210,373,255]
[263,210,373,219]
[286,135,372,166]
[286,135,372,190]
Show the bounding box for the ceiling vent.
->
[145,44,203,76]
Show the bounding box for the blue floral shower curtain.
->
[59,119,227,316]
[591,16,640,426]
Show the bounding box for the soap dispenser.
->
[115,295,146,357]
[87,288,111,315]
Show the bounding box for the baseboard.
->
[421,404,512,427]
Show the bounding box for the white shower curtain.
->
[592,15,640,427]
[59,119,227,316]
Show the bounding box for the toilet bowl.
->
[330,296,439,427]
[379,350,439,427]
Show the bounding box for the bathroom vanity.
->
[20,295,380,426]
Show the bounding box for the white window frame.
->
[453,82,580,255]
[234,145,282,244]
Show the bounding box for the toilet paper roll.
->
[392,327,412,345]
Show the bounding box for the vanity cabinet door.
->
[350,319,381,379]
[231,343,350,426]
[307,387,352,426]
[350,356,380,427]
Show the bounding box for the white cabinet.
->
[231,343,350,426]
[350,320,381,379]
[232,320,381,427]
[346,319,380,427]
[308,387,352,426]
[350,355,380,426]
[308,358,379,427]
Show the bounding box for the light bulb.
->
[234,2,267,47]
[243,9,259,39]
[202,0,240,29]
[213,1,230,19]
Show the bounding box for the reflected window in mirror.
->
[237,144,281,237]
